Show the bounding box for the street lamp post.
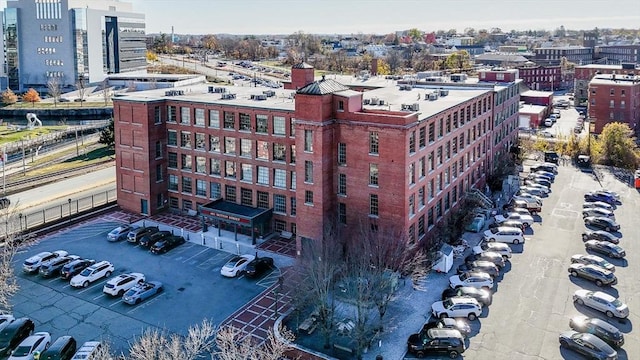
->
[68,198,72,222]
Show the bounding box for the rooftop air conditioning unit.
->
[250,94,268,101]
[378,99,385,105]
[213,87,226,93]
[370,97,379,104]
[363,99,371,105]
[165,90,184,96]
[428,93,439,101]
[221,93,236,100]
[263,90,276,97]
[439,89,449,96]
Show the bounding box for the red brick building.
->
[588,74,640,134]
[574,64,640,107]
[516,64,563,91]
[113,65,520,253]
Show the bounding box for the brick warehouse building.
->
[112,64,520,253]
[588,73,640,135]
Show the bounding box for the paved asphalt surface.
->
[458,164,638,360]
[10,221,279,355]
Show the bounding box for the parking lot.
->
[11,221,280,354]
[458,164,638,359]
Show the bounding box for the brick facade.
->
[588,74,640,134]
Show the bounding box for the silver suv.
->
[70,261,114,288]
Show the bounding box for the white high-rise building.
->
[3,0,146,92]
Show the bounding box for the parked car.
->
[0,197,10,209]
[431,297,482,321]
[584,192,616,205]
[559,331,617,360]
[422,318,471,338]
[517,187,546,198]
[489,220,524,231]
[70,261,114,288]
[243,256,274,278]
[472,241,512,260]
[71,341,103,360]
[449,271,493,290]
[530,164,557,174]
[505,207,531,217]
[596,190,620,202]
[494,213,533,227]
[465,215,485,233]
[149,235,186,254]
[584,240,626,259]
[221,254,255,278]
[582,208,615,220]
[407,328,466,359]
[465,252,505,269]
[139,231,172,248]
[122,281,164,305]
[38,255,80,278]
[23,251,68,274]
[457,261,499,279]
[103,273,145,297]
[60,259,95,280]
[0,318,35,357]
[441,286,492,307]
[583,201,614,211]
[570,254,615,272]
[107,224,138,242]
[0,315,15,333]
[532,170,555,180]
[521,184,549,195]
[7,331,51,360]
[483,227,525,245]
[568,263,617,287]
[581,230,619,244]
[127,226,159,244]
[39,335,77,360]
[584,217,620,232]
[573,290,628,319]
[569,316,624,348]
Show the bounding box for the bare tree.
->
[128,319,216,360]
[0,206,27,313]
[76,76,87,107]
[385,50,402,74]
[214,325,294,360]
[47,77,61,107]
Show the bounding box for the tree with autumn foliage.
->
[1,88,18,105]
[22,88,41,106]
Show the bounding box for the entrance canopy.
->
[199,199,272,226]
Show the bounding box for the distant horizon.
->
[1,0,639,36]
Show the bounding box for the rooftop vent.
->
[165,90,184,96]
[221,93,236,100]
[428,92,439,101]
[401,103,420,112]
[399,84,413,91]
[363,99,371,105]
[251,94,268,101]
[263,90,276,97]
[208,86,226,93]
[439,89,449,96]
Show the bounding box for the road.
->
[7,166,116,212]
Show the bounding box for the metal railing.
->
[8,189,117,236]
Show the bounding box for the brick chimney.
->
[284,62,315,90]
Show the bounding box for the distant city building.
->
[533,46,593,66]
[2,0,146,92]
[595,45,640,65]
[588,73,640,134]
[574,63,640,107]
[516,63,564,91]
[112,64,520,253]
[474,53,530,67]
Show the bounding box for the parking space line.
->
[109,299,125,307]
[125,293,165,314]
[182,248,211,263]
[77,279,108,294]
[93,293,107,301]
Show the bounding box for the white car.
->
[431,297,482,321]
[72,341,103,360]
[8,332,51,360]
[533,170,555,180]
[483,227,524,245]
[220,254,255,278]
[449,272,493,290]
[582,208,615,220]
[473,241,512,259]
[22,250,68,274]
[573,290,629,319]
[0,314,15,332]
[507,207,531,217]
[519,187,547,197]
[494,213,533,227]
[582,201,614,211]
[103,272,145,297]
[524,183,550,193]
[70,261,114,288]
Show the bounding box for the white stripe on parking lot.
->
[182,248,210,263]
[125,293,165,314]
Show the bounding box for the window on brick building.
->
[239,113,251,131]
[338,173,347,195]
[338,203,346,224]
[167,106,176,122]
[156,164,163,182]
[155,141,162,159]
[290,145,296,164]
[337,143,346,165]
[195,133,205,150]
[180,132,191,148]
[196,179,207,197]
[168,152,177,169]
[437,146,442,166]
[428,152,434,172]
[290,171,296,190]
[182,176,192,194]
[257,166,269,185]
[445,141,450,160]
[304,130,313,152]
[224,112,235,129]
[168,174,178,191]
[418,186,425,207]
[428,207,434,227]
[274,169,286,188]
[438,118,443,138]
[370,194,379,216]
[409,131,416,153]
[304,161,313,183]
[241,163,252,182]
[436,199,442,218]
[241,188,253,206]
[369,164,379,186]
[209,110,220,128]
[210,182,221,199]
[225,137,236,155]
[210,159,221,176]
[419,157,425,178]
[291,197,297,216]
[273,116,286,136]
[195,156,205,173]
[452,185,458,204]
[168,130,177,146]
[225,185,236,202]
[256,141,268,160]
[446,115,451,134]
[419,127,426,148]
[225,161,236,179]
[305,190,314,205]
[418,215,425,237]
[409,194,415,216]
[409,163,415,185]
[274,194,286,214]
[428,122,435,142]
[256,115,268,133]
[195,108,205,126]
[154,106,162,124]
[453,112,458,128]
[273,143,286,162]
[369,131,379,154]
[428,179,434,199]
[181,107,190,125]
[257,191,269,208]
[210,136,220,152]
[240,139,252,157]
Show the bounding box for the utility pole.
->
[75,129,79,156]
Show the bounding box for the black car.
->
[569,316,624,348]
[139,231,172,248]
[441,286,492,307]
[584,216,620,232]
[39,255,79,278]
[127,226,160,244]
[456,261,499,279]
[581,230,619,244]
[0,317,35,357]
[559,331,617,360]
[149,235,186,254]
[243,256,274,278]
[584,240,626,259]
[568,264,617,287]
[407,328,465,358]
[465,252,505,269]
[60,259,95,280]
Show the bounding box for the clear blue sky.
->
[129,0,640,35]
[1,0,638,35]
